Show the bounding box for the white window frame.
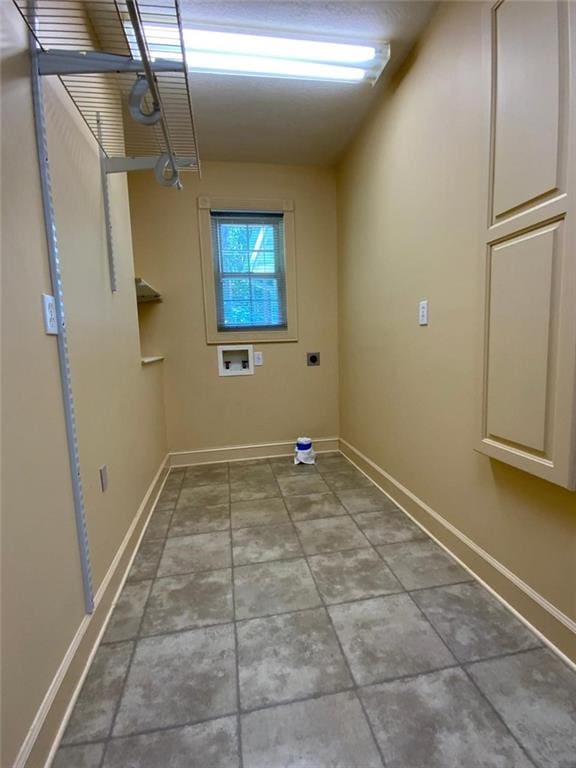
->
[198,196,298,344]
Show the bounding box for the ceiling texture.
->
[182,1,438,166]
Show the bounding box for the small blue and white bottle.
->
[294,436,316,465]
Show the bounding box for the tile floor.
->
[53,454,576,768]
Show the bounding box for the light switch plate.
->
[254,351,263,366]
[419,299,429,326]
[42,293,58,335]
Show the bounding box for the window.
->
[211,212,287,331]
[198,197,298,344]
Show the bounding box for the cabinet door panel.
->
[492,0,561,219]
[486,224,556,452]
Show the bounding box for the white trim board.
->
[339,438,576,671]
[12,454,169,768]
[169,437,339,467]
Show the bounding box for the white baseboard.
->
[12,454,169,768]
[169,437,340,467]
[340,438,576,671]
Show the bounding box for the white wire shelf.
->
[14,0,200,178]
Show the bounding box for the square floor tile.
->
[232,523,303,565]
[308,548,401,604]
[229,462,274,482]
[62,642,133,744]
[141,569,233,636]
[234,558,321,619]
[102,581,151,643]
[377,541,470,590]
[323,470,373,491]
[142,510,171,542]
[53,743,105,768]
[178,483,230,509]
[231,498,289,529]
[294,517,369,554]
[237,608,352,709]
[284,492,347,521]
[104,716,239,768]
[169,504,230,536]
[113,625,237,735]
[337,488,394,513]
[412,582,540,662]
[241,691,383,768]
[126,540,163,582]
[328,594,455,685]
[157,532,231,577]
[468,648,576,768]
[277,475,330,496]
[230,478,280,503]
[183,464,229,487]
[360,667,532,768]
[353,509,427,545]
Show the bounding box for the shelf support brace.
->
[37,49,184,76]
[97,114,117,292]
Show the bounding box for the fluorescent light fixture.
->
[137,25,389,84]
[185,30,376,65]
[185,51,366,82]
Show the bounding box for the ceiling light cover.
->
[185,51,366,82]
[141,25,389,84]
[185,30,376,64]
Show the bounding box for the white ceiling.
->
[182,1,438,166]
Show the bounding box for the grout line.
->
[99,578,537,651]
[461,644,545,666]
[290,523,390,768]
[78,709,240,750]
[229,527,244,768]
[460,665,540,767]
[239,685,360,718]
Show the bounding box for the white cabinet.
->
[478,0,576,490]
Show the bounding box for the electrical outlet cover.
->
[307,352,321,366]
[42,293,58,335]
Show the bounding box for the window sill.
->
[207,339,298,345]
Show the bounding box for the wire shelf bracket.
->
[14,0,201,188]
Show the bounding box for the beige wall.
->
[129,162,339,453]
[45,77,168,588]
[337,1,576,657]
[1,4,167,765]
